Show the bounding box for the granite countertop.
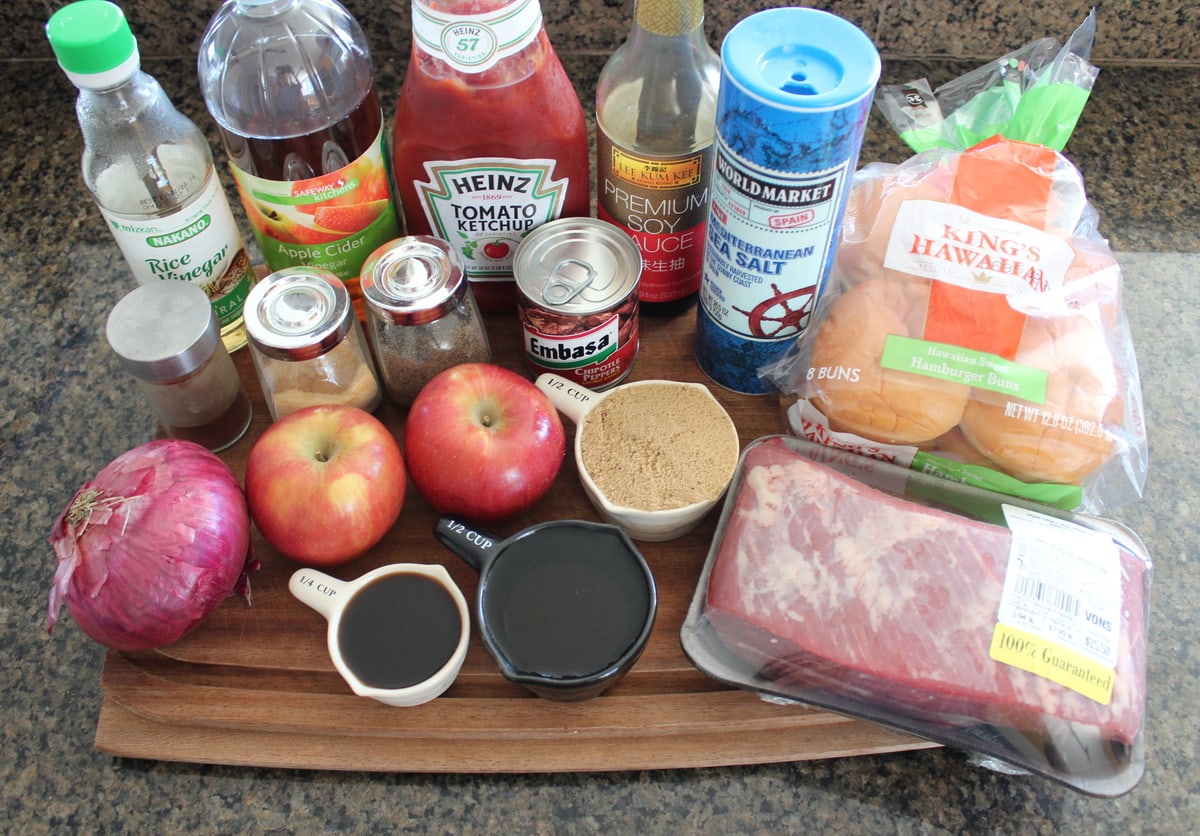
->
[3,37,1198,835]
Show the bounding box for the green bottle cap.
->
[46,0,139,88]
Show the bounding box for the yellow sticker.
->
[608,148,705,190]
[990,623,1115,705]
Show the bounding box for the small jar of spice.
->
[244,267,382,421]
[360,236,491,406]
[106,281,252,452]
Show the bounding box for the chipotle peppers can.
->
[515,219,642,389]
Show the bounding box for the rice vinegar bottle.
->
[595,0,720,315]
[47,0,257,351]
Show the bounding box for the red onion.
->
[47,439,256,652]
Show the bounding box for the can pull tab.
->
[541,258,595,306]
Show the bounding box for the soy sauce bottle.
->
[595,0,720,315]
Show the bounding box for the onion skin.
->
[47,439,256,652]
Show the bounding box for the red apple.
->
[405,363,565,522]
[245,405,406,566]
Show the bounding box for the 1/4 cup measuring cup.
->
[289,563,470,707]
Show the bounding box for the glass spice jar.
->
[244,266,382,421]
[106,281,252,452]
[360,236,492,405]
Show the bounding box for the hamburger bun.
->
[808,278,971,445]
[835,160,957,287]
[959,314,1122,484]
[921,427,995,467]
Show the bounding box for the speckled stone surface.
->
[12,0,1200,63]
[4,2,1199,832]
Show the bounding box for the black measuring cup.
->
[435,515,658,701]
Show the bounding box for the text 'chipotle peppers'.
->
[765,136,1146,513]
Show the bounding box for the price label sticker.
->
[990,505,1122,704]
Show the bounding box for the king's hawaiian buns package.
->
[762,12,1146,513]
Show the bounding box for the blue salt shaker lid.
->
[721,7,881,110]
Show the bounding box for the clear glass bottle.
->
[197,0,403,312]
[106,281,253,452]
[46,0,257,352]
[391,0,591,314]
[244,266,382,421]
[595,0,720,315]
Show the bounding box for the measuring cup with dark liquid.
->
[435,516,658,701]
[289,563,470,707]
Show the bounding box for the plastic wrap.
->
[681,435,1152,797]
[763,11,1144,513]
[875,9,1100,153]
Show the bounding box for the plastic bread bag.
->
[761,139,1146,513]
[875,9,1100,154]
[680,435,1152,797]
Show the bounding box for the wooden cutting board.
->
[95,303,935,772]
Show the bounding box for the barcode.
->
[1015,574,1080,616]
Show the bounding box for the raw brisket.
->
[704,438,1147,745]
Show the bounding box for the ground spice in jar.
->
[106,281,252,452]
[371,304,489,405]
[579,382,740,511]
[261,339,381,417]
[244,267,383,420]
[360,236,491,405]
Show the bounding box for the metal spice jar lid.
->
[360,236,467,327]
[106,281,222,381]
[514,218,642,316]
[244,267,353,362]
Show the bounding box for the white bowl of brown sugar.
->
[535,373,741,541]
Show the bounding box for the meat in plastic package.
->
[761,134,1147,513]
[680,435,1152,797]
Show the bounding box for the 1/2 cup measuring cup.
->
[435,515,657,702]
[289,563,470,707]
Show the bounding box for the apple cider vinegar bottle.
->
[198,0,403,312]
[47,0,257,352]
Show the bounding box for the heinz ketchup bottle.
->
[392,0,590,313]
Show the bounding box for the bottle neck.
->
[235,0,296,17]
[68,51,141,93]
[635,0,704,37]
[411,0,544,75]
[76,66,153,108]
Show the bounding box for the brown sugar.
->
[579,382,739,511]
